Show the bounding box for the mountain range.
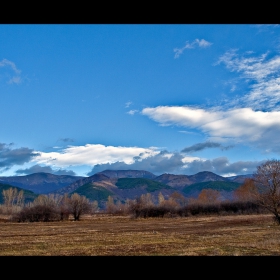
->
[0,170,253,208]
[0,173,84,194]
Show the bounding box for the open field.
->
[0,213,280,256]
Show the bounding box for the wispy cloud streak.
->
[181,142,233,153]
[0,59,22,84]
[174,39,212,58]
[216,49,280,110]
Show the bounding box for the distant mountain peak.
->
[189,171,228,182]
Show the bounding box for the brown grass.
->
[0,213,280,256]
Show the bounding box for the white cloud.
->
[196,39,212,48]
[125,101,132,108]
[0,59,22,84]
[142,106,220,127]
[141,106,280,151]
[182,156,202,163]
[34,144,160,168]
[174,39,212,58]
[127,109,138,115]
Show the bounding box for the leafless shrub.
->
[11,204,61,222]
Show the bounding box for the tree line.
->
[0,190,97,222]
[1,159,280,224]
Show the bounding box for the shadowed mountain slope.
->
[154,174,192,189]
[54,173,112,195]
[0,172,84,194]
[70,177,175,208]
[0,182,38,204]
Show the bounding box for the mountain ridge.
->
[0,172,84,194]
[0,170,253,208]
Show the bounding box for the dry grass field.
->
[1,213,280,256]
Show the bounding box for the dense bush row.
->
[126,200,266,218]
[103,191,267,218]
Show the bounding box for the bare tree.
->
[67,193,92,221]
[123,198,136,214]
[105,195,117,214]
[33,193,63,208]
[233,178,258,202]
[139,193,155,207]
[59,193,71,220]
[157,192,179,209]
[91,200,99,213]
[253,159,280,224]
[157,192,165,206]
[2,187,25,213]
[169,191,188,207]
[2,187,18,207]
[197,189,221,205]
[16,190,24,206]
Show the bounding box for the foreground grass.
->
[0,213,279,256]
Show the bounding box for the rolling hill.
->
[115,178,172,192]
[70,183,114,202]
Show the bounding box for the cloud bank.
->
[15,164,77,176]
[87,153,262,177]
[34,144,160,167]
[0,141,264,177]
[0,143,39,172]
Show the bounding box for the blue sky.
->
[1,24,280,177]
